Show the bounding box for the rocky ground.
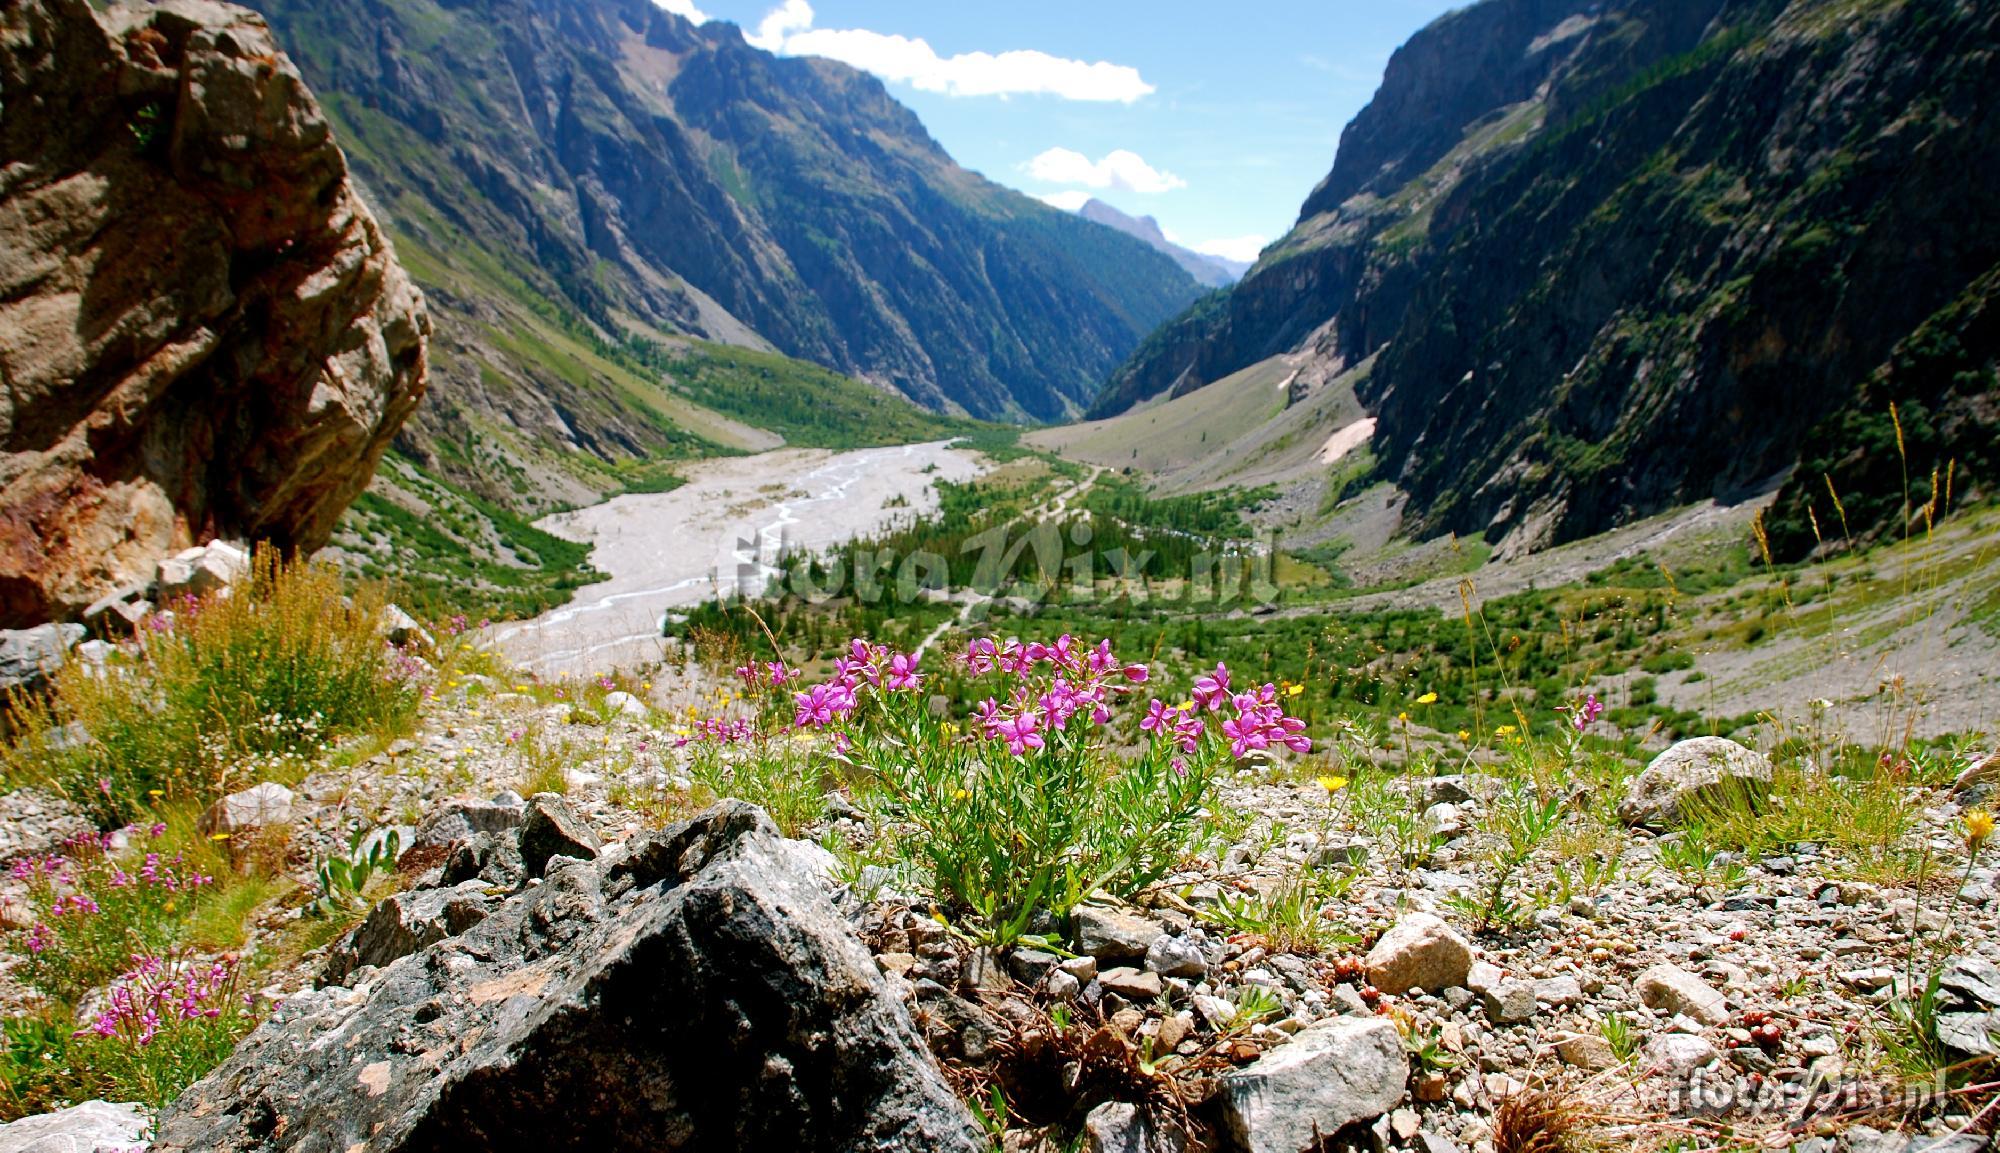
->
[2,654,1997,1151]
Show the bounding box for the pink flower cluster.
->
[1144,662,1311,759]
[736,660,799,691]
[1569,693,1604,732]
[673,717,760,748]
[74,954,238,1047]
[792,640,924,729]
[963,635,1149,756]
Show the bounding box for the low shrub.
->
[2,553,420,822]
[781,637,1311,944]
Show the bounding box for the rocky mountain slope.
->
[0,0,428,626]
[236,0,1201,513]
[1096,0,2000,559]
[1078,198,1249,288]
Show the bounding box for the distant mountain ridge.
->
[1076,200,1249,288]
[1096,0,2000,559]
[237,0,1201,513]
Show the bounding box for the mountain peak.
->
[1075,198,1246,288]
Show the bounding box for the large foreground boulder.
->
[152,801,986,1152]
[0,0,429,626]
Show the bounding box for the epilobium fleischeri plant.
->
[784,635,1312,944]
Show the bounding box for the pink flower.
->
[885,651,922,691]
[1140,699,1173,734]
[792,683,855,728]
[1192,664,1232,712]
[964,637,999,674]
[1221,714,1271,759]
[1572,693,1604,732]
[994,711,1045,756]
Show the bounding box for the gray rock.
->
[0,1099,150,1153]
[199,781,293,835]
[1480,980,1537,1024]
[1100,966,1165,1001]
[410,796,529,853]
[1425,776,1473,805]
[1008,948,1061,985]
[381,604,433,649]
[1555,1032,1618,1070]
[1143,935,1208,979]
[1083,1101,1187,1153]
[82,585,153,637]
[1217,1017,1408,1153]
[1644,1033,1718,1076]
[1074,904,1162,961]
[1636,963,1730,1026]
[517,792,600,878]
[440,829,526,889]
[0,624,84,694]
[155,541,250,604]
[153,801,986,1152]
[1619,737,1773,827]
[1940,955,2000,1010]
[325,881,497,983]
[0,789,94,865]
[1937,1011,2000,1058]
[602,690,649,719]
[1365,912,1473,995]
[1533,975,1584,1006]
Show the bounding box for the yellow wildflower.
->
[1967,809,1995,850]
[1287,683,1305,698]
[1495,724,1517,736]
[1416,692,1438,705]
[1457,730,1471,741]
[954,788,970,801]
[1397,711,1409,723]
[209,833,231,842]
[1316,775,1348,793]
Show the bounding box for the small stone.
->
[200,781,294,835]
[1937,1012,2000,1058]
[875,952,917,977]
[1365,912,1474,995]
[1009,948,1061,984]
[1144,934,1208,978]
[1480,980,1537,1024]
[1940,956,2000,1010]
[602,690,648,719]
[1389,1107,1422,1141]
[1465,960,1504,994]
[381,603,433,649]
[1636,963,1730,1026]
[1193,993,1237,1030]
[1047,971,1081,1001]
[1060,956,1099,983]
[1217,1017,1409,1153]
[1556,1033,1618,1070]
[1533,975,1584,1006]
[1413,1071,1449,1102]
[0,1100,152,1152]
[1839,967,1896,993]
[1644,1033,1718,1076]
[1082,1101,1187,1153]
[1618,736,1773,827]
[1099,966,1165,1002]
[1075,905,1163,961]
[1157,1013,1194,1052]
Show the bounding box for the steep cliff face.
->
[236,0,1200,490]
[1100,0,1999,558]
[0,0,429,626]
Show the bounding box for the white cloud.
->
[1192,235,1269,264]
[1035,190,1095,212]
[652,0,709,23]
[745,3,1154,103]
[1026,148,1184,195]
[745,0,808,49]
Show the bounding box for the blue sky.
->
[659,1,1465,263]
